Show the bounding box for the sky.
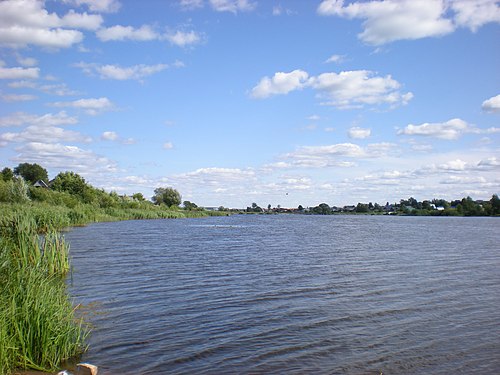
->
[0,0,499,208]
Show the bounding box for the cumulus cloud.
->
[163,142,174,149]
[0,125,91,144]
[101,131,118,141]
[163,30,202,47]
[179,0,204,10]
[12,142,117,173]
[348,127,371,139]
[63,0,121,13]
[51,97,114,115]
[0,111,78,127]
[0,66,40,79]
[398,118,500,140]
[1,93,37,102]
[280,142,396,168]
[325,54,345,63]
[250,70,309,99]
[99,131,134,144]
[209,0,256,13]
[451,0,500,32]
[317,0,500,45]
[96,25,158,41]
[0,0,104,48]
[310,70,413,108]
[75,62,170,80]
[179,0,256,12]
[251,69,412,109]
[482,94,500,113]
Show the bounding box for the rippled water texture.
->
[65,215,500,374]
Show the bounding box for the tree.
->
[51,171,88,197]
[183,200,198,210]
[132,193,145,201]
[153,187,181,207]
[13,163,48,184]
[1,167,13,181]
[490,194,500,216]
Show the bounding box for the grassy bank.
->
[0,214,88,375]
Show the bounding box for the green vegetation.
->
[250,195,500,216]
[0,214,88,374]
[0,164,226,375]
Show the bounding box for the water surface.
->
[66,215,500,374]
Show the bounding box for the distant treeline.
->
[244,195,500,216]
[0,163,225,231]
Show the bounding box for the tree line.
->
[0,162,196,210]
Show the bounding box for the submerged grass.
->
[0,214,88,374]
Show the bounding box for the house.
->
[33,180,49,188]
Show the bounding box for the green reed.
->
[0,214,88,374]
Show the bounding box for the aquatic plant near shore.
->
[0,215,88,374]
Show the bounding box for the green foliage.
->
[153,187,182,207]
[13,163,48,185]
[0,177,31,203]
[51,171,88,198]
[0,214,88,373]
[490,194,500,215]
[132,192,145,201]
[1,167,13,182]
[312,203,332,215]
[183,200,199,210]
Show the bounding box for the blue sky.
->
[1,0,499,208]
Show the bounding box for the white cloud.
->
[439,175,487,184]
[101,131,118,141]
[63,0,121,13]
[163,30,202,47]
[482,94,500,113]
[438,159,468,171]
[0,66,40,79]
[96,25,158,42]
[250,70,309,99]
[163,142,174,149]
[209,0,256,13]
[179,167,256,183]
[0,0,105,48]
[178,0,256,13]
[317,0,500,45]
[60,10,103,30]
[398,118,500,140]
[318,0,453,45]
[75,62,169,80]
[478,157,500,168]
[325,54,345,63]
[451,0,500,32]
[309,70,413,108]
[15,55,37,67]
[12,142,117,173]
[281,142,396,169]
[8,80,79,96]
[179,0,204,10]
[101,131,135,144]
[0,125,91,144]
[0,111,78,127]
[348,127,371,139]
[51,97,114,115]
[1,93,37,102]
[252,69,412,109]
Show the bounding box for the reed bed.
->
[0,214,88,374]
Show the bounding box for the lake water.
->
[65,215,500,374]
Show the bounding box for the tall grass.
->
[0,214,88,374]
